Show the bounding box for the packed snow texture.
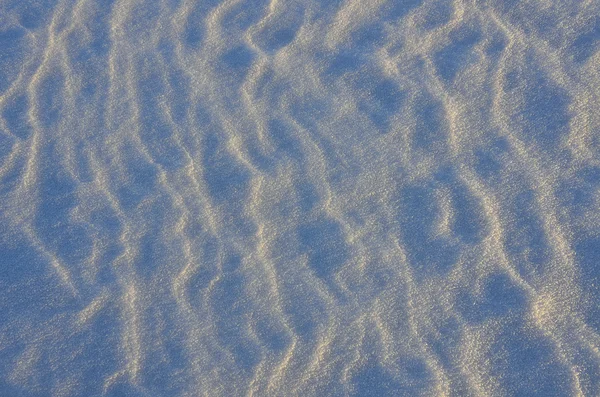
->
[1,0,600,396]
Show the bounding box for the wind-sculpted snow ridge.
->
[1,0,600,395]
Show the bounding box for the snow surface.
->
[1,0,600,396]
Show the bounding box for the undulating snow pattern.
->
[1,0,600,396]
